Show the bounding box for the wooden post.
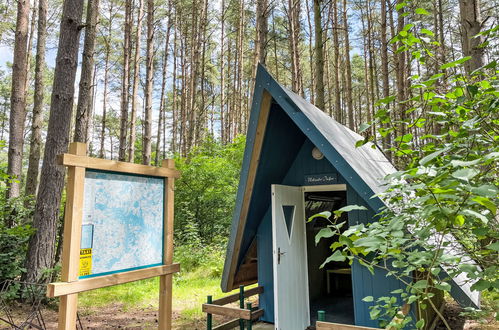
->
[206,295,212,330]
[246,302,252,330]
[159,159,175,329]
[58,142,87,329]
[239,285,245,330]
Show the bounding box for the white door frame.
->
[273,183,348,329]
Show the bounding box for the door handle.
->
[277,247,286,264]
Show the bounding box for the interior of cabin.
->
[305,190,355,325]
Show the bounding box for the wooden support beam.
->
[201,305,263,321]
[57,153,180,178]
[211,309,264,330]
[316,322,379,330]
[58,142,87,330]
[211,286,264,306]
[47,263,180,297]
[228,90,272,290]
[213,319,240,330]
[159,159,176,330]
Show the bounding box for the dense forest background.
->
[0,0,497,294]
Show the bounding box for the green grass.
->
[77,250,247,326]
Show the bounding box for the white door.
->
[272,184,310,330]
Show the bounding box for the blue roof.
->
[221,65,479,309]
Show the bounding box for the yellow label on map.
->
[79,248,92,276]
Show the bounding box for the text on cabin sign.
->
[304,173,338,185]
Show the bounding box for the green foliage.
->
[311,18,499,330]
[0,140,36,282]
[0,224,34,281]
[174,136,245,245]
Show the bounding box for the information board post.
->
[59,142,87,329]
[159,159,175,330]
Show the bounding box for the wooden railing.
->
[202,286,264,330]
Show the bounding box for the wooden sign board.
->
[47,142,180,330]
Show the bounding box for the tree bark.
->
[74,0,99,143]
[459,0,484,74]
[380,0,391,154]
[25,0,47,199]
[255,0,268,65]
[118,0,132,161]
[142,0,154,165]
[287,0,303,95]
[24,0,84,283]
[343,0,354,130]
[128,0,144,162]
[332,0,341,122]
[396,0,406,136]
[100,1,114,159]
[305,0,314,103]
[155,2,172,165]
[220,0,226,144]
[6,0,30,201]
[313,0,325,111]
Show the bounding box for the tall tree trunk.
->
[24,0,84,283]
[74,0,99,143]
[100,44,110,158]
[459,0,484,74]
[396,0,406,137]
[100,2,114,159]
[155,4,172,165]
[171,10,178,153]
[6,0,31,201]
[200,0,210,141]
[220,0,226,144]
[235,0,244,137]
[25,0,47,199]
[255,0,268,65]
[342,0,354,130]
[118,0,132,161]
[142,0,154,165]
[24,2,37,100]
[380,0,391,154]
[287,0,303,95]
[332,0,341,122]
[128,0,144,162]
[313,0,325,111]
[305,0,315,103]
[186,0,200,153]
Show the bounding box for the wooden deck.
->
[252,322,274,329]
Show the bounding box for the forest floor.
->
[1,272,497,330]
[2,298,497,329]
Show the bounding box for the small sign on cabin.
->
[304,173,338,185]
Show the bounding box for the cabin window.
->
[282,205,295,239]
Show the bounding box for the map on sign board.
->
[79,170,164,278]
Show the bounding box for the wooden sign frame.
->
[47,142,180,330]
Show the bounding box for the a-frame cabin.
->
[221,65,480,329]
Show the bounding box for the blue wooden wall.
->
[256,137,409,327]
[347,189,411,327]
